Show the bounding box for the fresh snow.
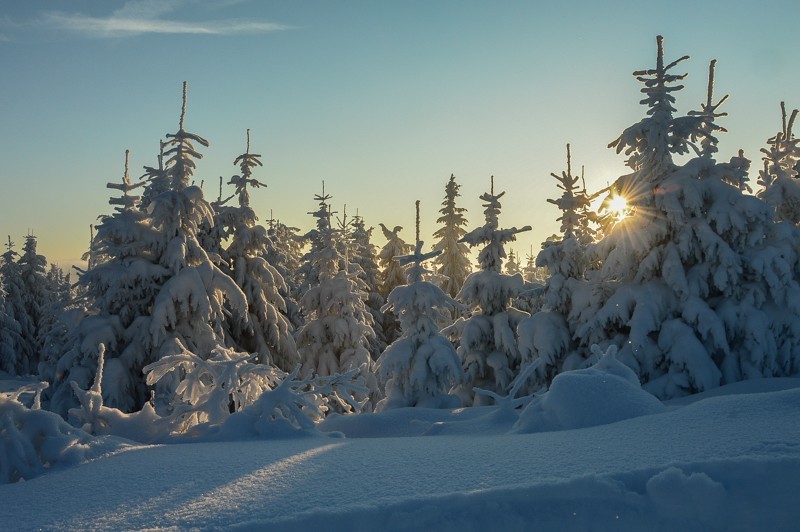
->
[1,372,798,530]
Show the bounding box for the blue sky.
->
[1,0,799,266]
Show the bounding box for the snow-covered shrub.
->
[143,342,284,430]
[1,380,126,483]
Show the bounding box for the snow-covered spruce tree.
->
[264,217,304,330]
[1,237,34,374]
[0,285,24,375]
[526,38,800,399]
[756,102,800,223]
[296,189,379,412]
[18,234,49,358]
[54,84,247,415]
[378,223,412,298]
[506,249,521,275]
[294,183,335,300]
[447,177,531,405]
[432,174,472,298]
[47,150,162,415]
[141,82,247,409]
[221,130,298,370]
[35,266,73,372]
[138,140,169,212]
[522,247,548,285]
[536,145,595,293]
[377,201,462,410]
[378,223,412,345]
[350,212,386,360]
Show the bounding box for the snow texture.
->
[0,376,798,530]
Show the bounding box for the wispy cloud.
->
[37,0,289,38]
[0,34,10,42]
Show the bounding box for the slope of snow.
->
[1,379,799,531]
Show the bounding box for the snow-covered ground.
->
[2,371,799,531]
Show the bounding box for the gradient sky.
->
[2,0,799,268]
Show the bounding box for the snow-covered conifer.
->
[294,183,336,299]
[221,130,298,370]
[506,249,521,275]
[377,223,412,344]
[1,237,34,374]
[264,216,304,329]
[378,223,411,298]
[17,234,49,357]
[431,174,471,298]
[53,85,247,415]
[522,38,800,399]
[522,247,548,285]
[377,201,462,410]
[523,145,595,327]
[448,177,531,405]
[296,189,378,411]
[0,286,24,375]
[48,150,160,414]
[756,102,800,223]
[350,212,386,360]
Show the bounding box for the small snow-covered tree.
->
[264,217,304,330]
[506,249,521,275]
[294,183,336,299]
[378,223,412,345]
[524,146,596,331]
[222,130,298,370]
[17,234,48,359]
[448,177,531,405]
[377,201,462,410]
[296,188,379,411]
[378,223,412,298]
[0,287,24,375]
[522,247,548,285]
[350,213,386,360]
[756,102,800,224]
[432,174,472,298]
[36,266,74,374]
[1,237,34,374]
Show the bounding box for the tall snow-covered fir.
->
[521,36,800,399]
[219,130,298,370]
[48,84,249,415]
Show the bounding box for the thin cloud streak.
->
[39,11,290,37]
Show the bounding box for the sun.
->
[607,194,629,221]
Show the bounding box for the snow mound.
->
[0,397,132,483]
[514,346,665,433]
